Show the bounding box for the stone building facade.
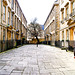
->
[60,0,75,49]
[44,0,60,46]
[44,0,75,49]
[0,0,27,52]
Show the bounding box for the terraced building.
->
[0,0,27,52]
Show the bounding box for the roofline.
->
[44,1,59,25]
[16,0,27,23]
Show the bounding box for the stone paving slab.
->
[0,45,75,75]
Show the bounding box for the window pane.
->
[12,0,14,9]
[8,11,10,25]
[15,3,16,12]
[11,13,13,26]
[62,12,64,20]
[3,6,6,21]
[62,31,64,40]
[73,2,74,10]
[67,7,68,16]
[66,30,69,40]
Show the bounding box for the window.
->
[72,2,75,12]
[11,13,13,26]
[3,6,6,21]
[12,0,14,9]
[71,1,75,16]
[62,31,64,40]
[3,30,5,42]
[20,12,21,18]
[66,30,69,40]
[66,7,69,16]
[15,2,16,13]
[62,11,64,20]
[8,0,10,2]
[61,0,64,4]
[8,11,10,25]
[17,6,18,15]
[15,16,16,28]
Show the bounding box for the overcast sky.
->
[18,0,55,25]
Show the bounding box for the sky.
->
[18,0,55,25]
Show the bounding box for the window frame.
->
[62,10,64,20]
[62,31,64,40]
[66,7,69,16]
[8,11,10,25]
[72,2,75,11]
[11,13,13,26]
[12,0,14,9]
[3,5,6,22]
[66,30,69,40]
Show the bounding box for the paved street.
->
[0,45,75,75]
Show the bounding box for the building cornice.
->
[44,1,59,26]
[44,17,55,30]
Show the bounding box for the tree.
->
[27,18,42,47]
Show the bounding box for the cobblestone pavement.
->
[0,45,75,75]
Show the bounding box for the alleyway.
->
[0,45,75,75]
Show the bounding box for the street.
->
[0,45,75,75]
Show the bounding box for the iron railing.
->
[0,39,27,52]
